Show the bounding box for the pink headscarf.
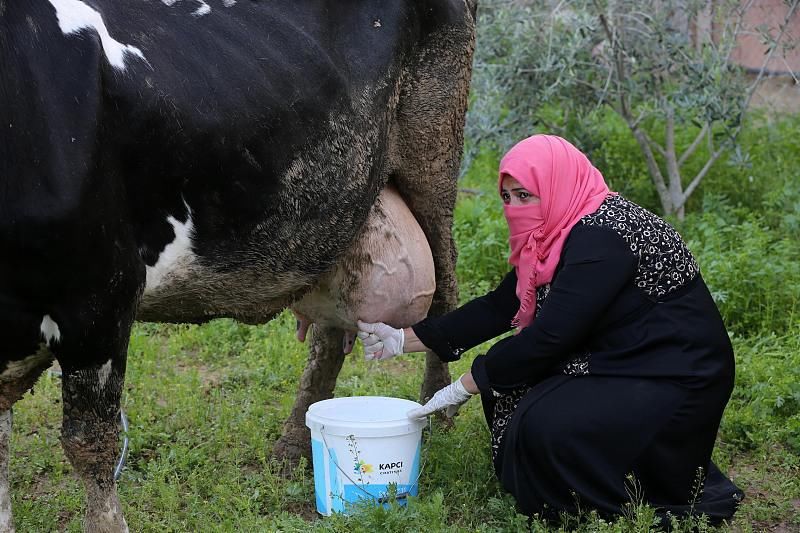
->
[500,135,613,329]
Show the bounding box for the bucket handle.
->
[319,419,431,505]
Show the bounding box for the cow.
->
[0,0,477,530]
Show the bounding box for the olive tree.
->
[466,0,799,219]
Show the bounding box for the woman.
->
[357,135,743,523]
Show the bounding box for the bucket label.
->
[379,461,404,475]
[309,428,422,516]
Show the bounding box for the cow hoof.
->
[272,427,311,476]
[84,494,128,533]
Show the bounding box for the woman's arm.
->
[359,270,520,361]
[410,269,520,362]
[471,226,637,393]
[460,371,479,394]
[400,326,428,353]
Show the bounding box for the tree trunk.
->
[664,108,686,220]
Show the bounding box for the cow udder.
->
[291,186,435,348]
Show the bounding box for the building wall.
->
[729,0,800,74]
[692,0,799,112]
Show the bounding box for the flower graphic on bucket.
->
[353,459,373,474]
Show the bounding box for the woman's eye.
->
[501,192,511,203]
[518,192,530,199]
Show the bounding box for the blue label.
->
[311,439,328,515]
[329,447,345,514]
[342,482,418,510]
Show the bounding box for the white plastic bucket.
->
[305,396,426,516]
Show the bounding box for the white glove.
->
[357,320,405,361]
[407,375,475,418]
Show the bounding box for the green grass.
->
[9,313,800,532]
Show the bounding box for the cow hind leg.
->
[60,359,128,533]
[273,325,345,468]
[390,7,476,403]
[0,347,53,533]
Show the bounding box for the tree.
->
[466,0,799,219]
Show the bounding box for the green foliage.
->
[586,110,662,212]
[454,150,511,302]
[465,0,799,216]
[721,332,800,453]
[682,206,799,337]
[523,108,800,220]
[464,1,601,163]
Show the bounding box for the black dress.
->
[412,195,743,523]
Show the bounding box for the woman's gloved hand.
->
[356,320,405,360]
[407,374,476,418]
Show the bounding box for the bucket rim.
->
[305,395,426,436]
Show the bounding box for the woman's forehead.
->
[501,174,526,189]
[500,174,530,192]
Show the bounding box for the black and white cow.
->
[0,0,476,530]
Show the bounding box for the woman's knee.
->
[516,404,573,456]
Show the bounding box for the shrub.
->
[682,206,799,337]
[721,331,800,453]
[569,111,800,220]
[454,149,511,302]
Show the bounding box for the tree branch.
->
[724,0,757,64]
[629,123,671,210]
[630,107,651,130]
[678,145,727,210]
[707,125,715,154]
[664,107,684,215]
[597,2,671,210]
[678,122,710,167]
[642,130,667,158]
[780,56,799,84]
[665,108,677,172]
[595,63,615,109]
[597,10,633,120]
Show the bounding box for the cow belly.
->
[292,187,435,331]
